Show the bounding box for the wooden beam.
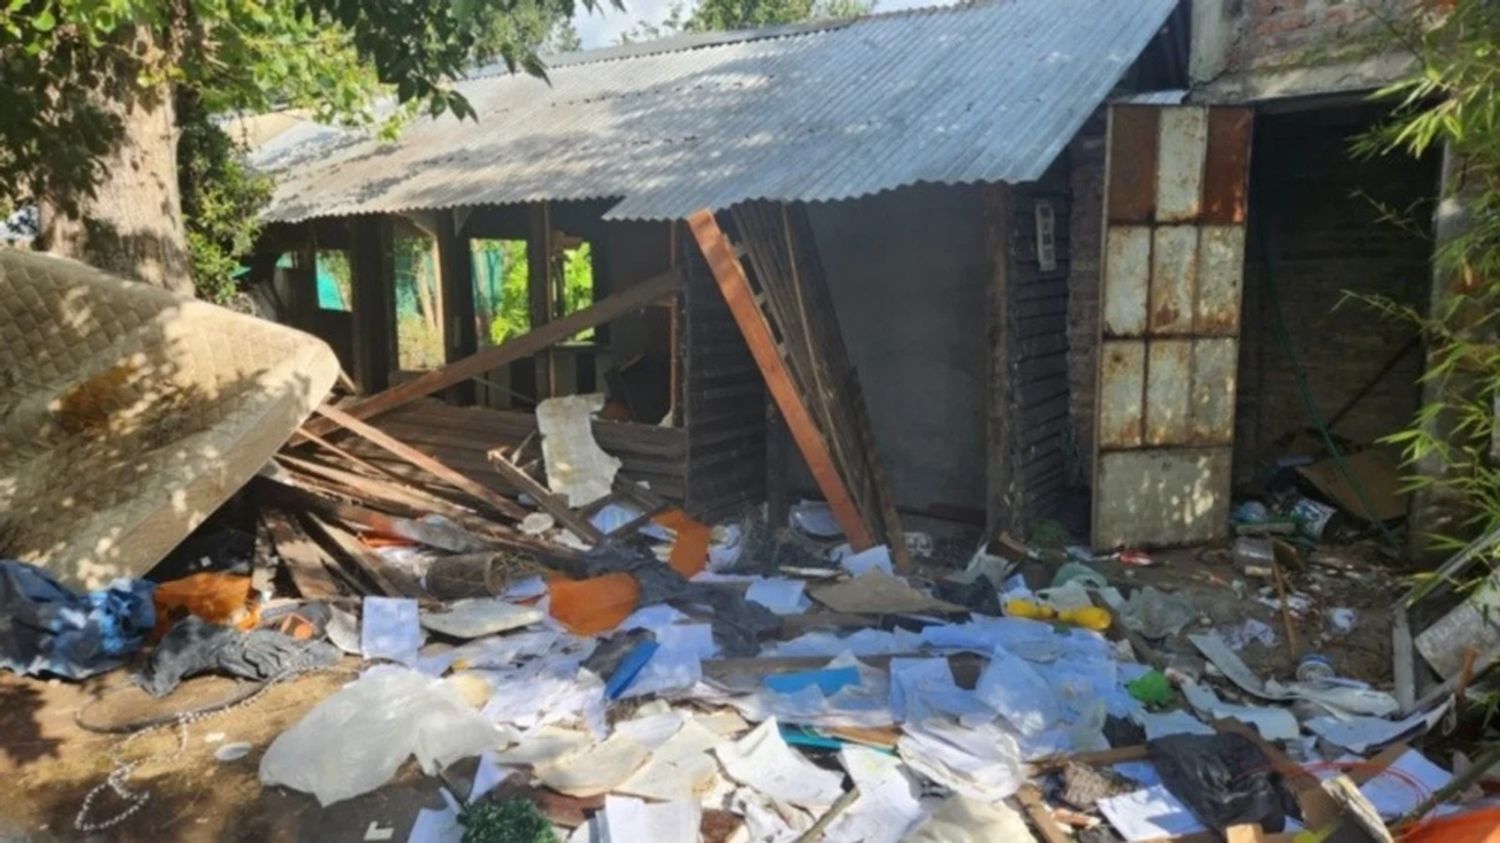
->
[298,266,683,438]
[528,202,556,401]
[687,209,874,549]
[485,448,606,545]
[436,209,478,405]
[258,475,492,553]
[301,512,425,598]
[261,509,342,600]
[350,215,396,394]
[313,403,531,522]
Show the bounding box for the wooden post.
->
[351,215,396,394]
[437,209,478,405]
[687,209,875,549]
[527,201,556,402]
[981,184,1018,538]
[766,399,791,528]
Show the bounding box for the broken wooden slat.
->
[299,266,683,438]
[485,448,606,545]
[259,475,491,553]
[1015,785,1072,843]
[300,512,425,598]
[687,209,875,550]
[314,403,530,522]
[260,509,342,600]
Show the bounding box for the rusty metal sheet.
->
[1196,226,1244,334]
[1150,225,1198,334]
[1098,340,1146,449]
[1103,226,1151,337]
[1145,339,1191,446]
[1107,106,1159,224]
[1094,448,1232,547]
[1202,108,1254,224]
[1154,108,1209,223]
[1189,338,1238,445]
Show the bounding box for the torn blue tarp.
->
[0,559,155,678]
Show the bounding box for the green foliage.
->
[1356,0,1500,545]
[178,99,272,303]
[619,0,873,43]
[0,0,615,215]
[482,241,593,345]
[458,797,556,843]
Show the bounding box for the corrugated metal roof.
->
[256,0,1179,223]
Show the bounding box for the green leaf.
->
[32,6,55,31]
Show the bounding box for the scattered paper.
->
[1356,750,1453,819]
[655,623,717,659]
[896,720,1025,802]
[746,577,812,615]
[536,394,621,507]
[1129,707,1215,740]
[535,731,650,797]
[469,749,511,802]
[825,746,925,843]
[791,500,842,537]
[420,598,543,639]
[1222,618,1277,651]
[1180,682,1300,741]
[361,597,423,664]
[495,725,593,765]
[765,666,861,696]
[889,657,993,725]
[715,718,846,808]
[615,718,723,802]
[903,794,1034,843]
[841,545,895,578]
[407,789,462,843]
[1306,700,1452,752]
[975,646,1059,735]
[811,572,964,615]
[619,644,702,699]
[1098,785,1207,841]
[600,795,701,842]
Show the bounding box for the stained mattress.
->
[0,250,338,589]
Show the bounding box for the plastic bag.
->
[259,666,499,805]
[1119,586,1196,639]
[1149,732,1299,833]
[974,645,1059,736]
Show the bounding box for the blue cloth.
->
[0,560,155,679]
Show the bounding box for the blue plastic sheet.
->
[0,559,155,679]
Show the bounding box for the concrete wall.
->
[1191,0,1421,102]
[806,184,988,515]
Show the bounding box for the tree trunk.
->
[37,27,193,296]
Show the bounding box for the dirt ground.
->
[0,662,454,843]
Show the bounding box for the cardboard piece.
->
[1296,448,1406,523]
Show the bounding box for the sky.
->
[570,0,957,49]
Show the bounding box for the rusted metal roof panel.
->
[253,0,1179,223]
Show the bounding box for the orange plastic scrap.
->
[1402,808,1500,843]
[653,508,710,579]
[152,571,260,638]
[547,573,640,636]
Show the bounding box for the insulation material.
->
[536,394,622,507]
[0,251,339,590]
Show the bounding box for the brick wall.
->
[1234,105,1438,479]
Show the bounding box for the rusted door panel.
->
[1099,341,1145,449]
[1103,227,1151,337]
[1093,104,1252,549]
[1149,226,1198,334]
[1190,338,1238,445]
[1108,107,1160,224]
[1155,109,1209,223]
[1095,449,1232,548]
[1196,226,1245,334]
[1145,340,1191,445]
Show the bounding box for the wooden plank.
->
[1016,785,1071,843]
[435,209,478,405]
[350,215,395,393]
[687,209,875,550]
[259,474,492,553]
[485,449,606,545]
[261,509,342,599]
[301,512,424,598]
[314,403,531,521]
[528,201,556,400]
[298,267,683,438]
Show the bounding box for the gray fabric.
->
[134,616,339,697]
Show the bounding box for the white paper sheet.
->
[1305,699,1451,752]
[361,597,423,664]
[896,720,1025,802]
[1180,681,1299,741]
[407,789,462,843]
[745,577,812,615]
[656,623,717,659]
[715,717,846,808]
[535,731,650,797]
[791,500,842,537]
[619,644,702,699]
[889,658,994,725]
[824,746,925,843]
[1129,707,1215,740]
[615,718,723,802]
[841,545,895,578]
[1356,750,1453,819]
[536,394,621,507]
[469,749,512,802]
[1097,785,1207,841]
[974,646,1059,735]
[600,795,701,843]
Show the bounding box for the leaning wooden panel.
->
[0,250,339,589]
[687,209,878,553]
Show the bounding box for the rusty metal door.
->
[1092,105,1253,548]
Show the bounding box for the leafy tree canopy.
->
[620,0,873,44]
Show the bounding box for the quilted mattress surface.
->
[0,250,338,589]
